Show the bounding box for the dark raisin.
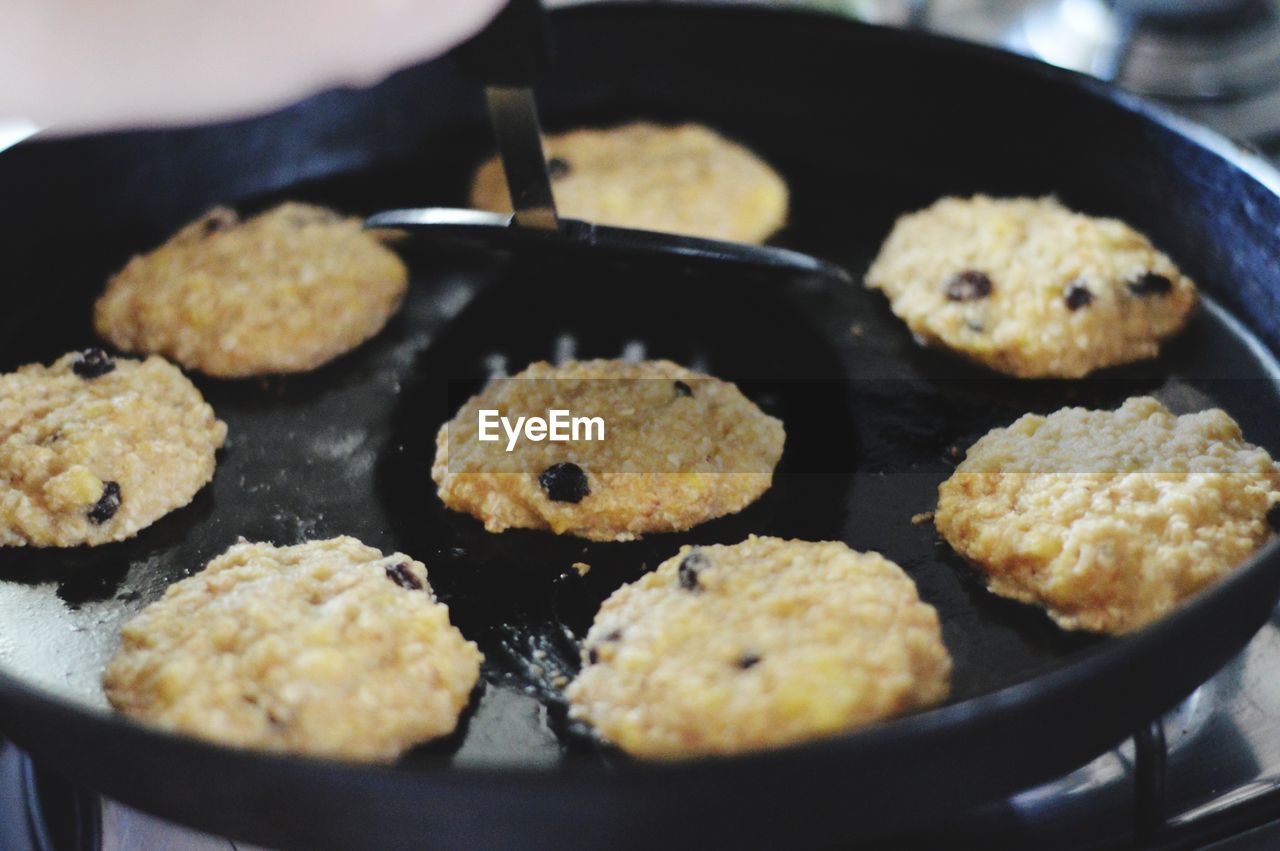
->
[944,270,992,301]
[587,647,600,665]
[737,653,762,670]
[201,210,236,234]
[1064,282,1094,311]
[1128,272,1173,296]
[678,550,708,591]
[673,380,694,398]
[539,462,590,503]
[385,562,423,590]
[547,157,571,179]
[87,481,121,524]
[72,348,116,379]
[1268,502,1280,533]
[603,629,623,642]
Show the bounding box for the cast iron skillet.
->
[2,4,1280,849]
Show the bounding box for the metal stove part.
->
[911,0,1280,157]
[992,609,1280,847]
[100,799,271,851]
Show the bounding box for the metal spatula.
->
[365,0,850,284]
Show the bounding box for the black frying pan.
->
[2,4,1280,849]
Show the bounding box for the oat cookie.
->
[866,195,1197,378]
[565,536,950,758]
[95,202,408,377]
[103,537,483,761]
[433,359,785,541]
[469,123,788,244]
[0,349,226,548]
[936,397,1280,633]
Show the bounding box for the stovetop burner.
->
[920,0,1280,159]
[1017,0,1280,99]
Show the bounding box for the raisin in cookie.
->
[936,397,1280,634]
[866,196,1197,378]
[103,537,482,762]
[433,359,785,542]
[95,202,408,377]
[0,349,226,548]
[565,536,950,758]
[469,123,788,244]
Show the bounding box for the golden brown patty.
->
[94,202,408,377]
[103,537,483,762]
[936,397,1280,633]
[866,195,1197,378]
[432,359,785,541]
[469,122,788,243]
[0,349,226,547]
[565,536,951,758]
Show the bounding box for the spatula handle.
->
[450,0,559,231]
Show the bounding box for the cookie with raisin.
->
[866,195,1197,377]
[432,359,784,541]
[0,349,225,547]
[566,536,950,758]
[103,537,482,761]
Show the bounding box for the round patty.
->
[0,349,226,547]
[94,202,408,377]
[433,359,785,541]
[469,122,788,244]
[866,195,1197,377]
[103,537,483,761]
[566,536,951,758]
[936,396,1280,633]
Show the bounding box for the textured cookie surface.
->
[103,537,483,762]
[936,397,1280,633]
[565,536,950,758]
[95,202,408,377]
[433,359,785,541]
[866,196,1197,377]
[0,350,226,547]
[469,123,788,244]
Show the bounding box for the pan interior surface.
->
[2,6,1280,846]
[1,125,1277,771]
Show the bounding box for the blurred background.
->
[550,0,1280,160]
[5,0,1280,159]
